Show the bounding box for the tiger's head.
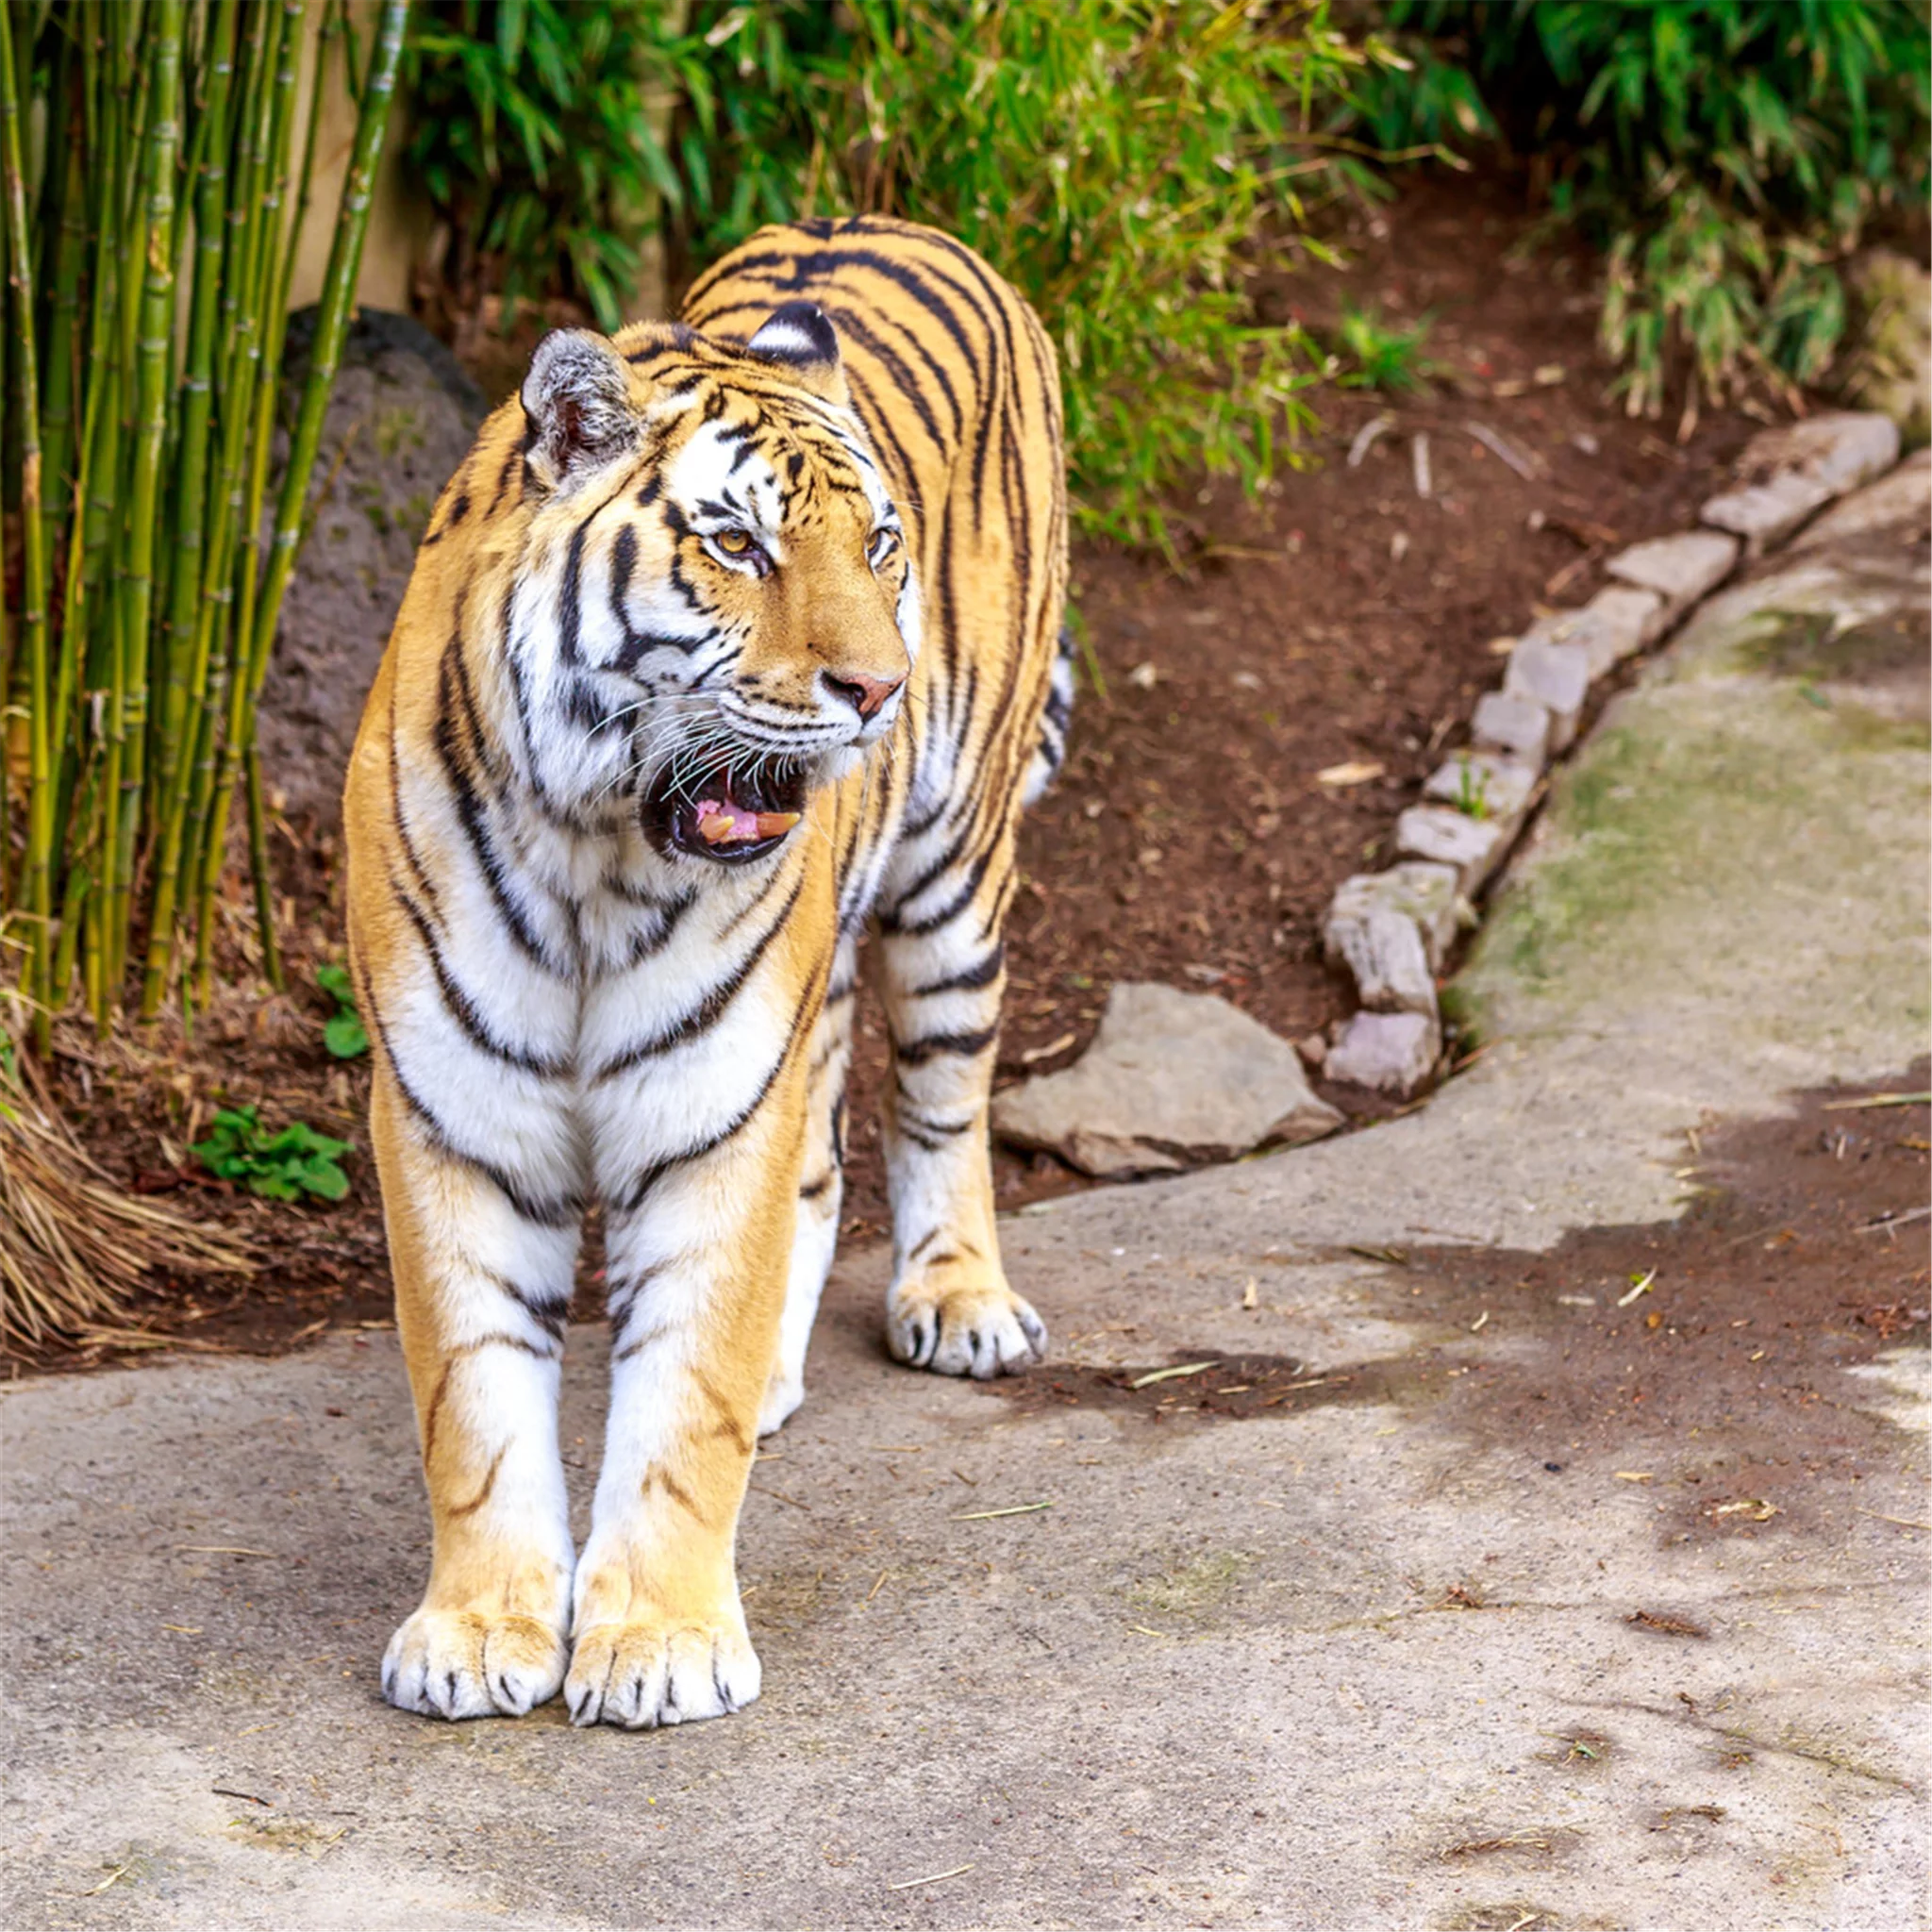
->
[506,304,917,863]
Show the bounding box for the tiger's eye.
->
[716,527,752,556]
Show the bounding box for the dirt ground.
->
[15,173,1771,1371]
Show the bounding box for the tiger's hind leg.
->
[874,818,1045,1378]
[758,933,858,1437]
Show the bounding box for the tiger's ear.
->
[745,302,848,404]
[521,329,641,494]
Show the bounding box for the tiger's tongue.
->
[695,796,799,845]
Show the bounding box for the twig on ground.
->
[1126,1360,1218,1390]
[887,1865,974,1891]
[1348,412,1395,468]
[1463,420,1548,480]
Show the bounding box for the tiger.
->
[341,215,1071,1729]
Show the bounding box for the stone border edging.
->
[1317,409,1905,1095]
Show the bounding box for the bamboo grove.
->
[0,0,408,1048]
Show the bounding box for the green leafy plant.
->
[1348,0,1931,423]
[1333,299,1437,392]
[405,0,694,331]
[315,963,368,1060]
[691,0,1379,553]
[192,1107,352,1204]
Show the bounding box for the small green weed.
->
[1333,299,1436,393]
[192,1108,353,1205]
[315,965,368,1060]
[1451,758,1491,820]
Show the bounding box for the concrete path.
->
[4,462,1927,1932]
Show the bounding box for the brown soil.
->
[13,172,1777,1371]
[985,1069,1931,1550]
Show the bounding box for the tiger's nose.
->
[823,670,904,722]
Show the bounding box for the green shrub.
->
[405,0,691,330]
[695,0,1383,552]
[409,0,1383,552]
[1351,1,1931,423]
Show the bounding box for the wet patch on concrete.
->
[1343,1065,1930,1544]
[986,1068,1929,1550]
[980,1348,1407,1424]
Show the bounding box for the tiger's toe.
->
[381,1608,568,1721]
[566,1618,761,1730]
[886,1279,1045,1378]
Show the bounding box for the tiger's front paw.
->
[886,1274,1046,1378]
[381,1607,568,1720]
[566,1615,761,1729]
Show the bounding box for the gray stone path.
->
[3,462,1926,1932]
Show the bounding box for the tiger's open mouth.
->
[649,757,810,865]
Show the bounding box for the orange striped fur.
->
[343,217,1068,1726]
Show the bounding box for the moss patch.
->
[1126,1549,1255,1625]
[1457,662,1928,1057]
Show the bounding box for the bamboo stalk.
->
[192,0,307,1005]
[139,0,242,1018]
[0,0,55,1046]
[104,0,185,1009]
[200,0,410,990]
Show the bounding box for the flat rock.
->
[1470,690,1549,767]
[1393,804,1512,894]
[1324,906,1438,1017]
[1738,409,1901,496]
[1323,1008,1440,1095]
[1579,583,1667,670]
[1791,448,1931,551]
[1503,635,1590,749]
[1324,862,1462,970]
[1606,529,1739,611]
[1422,750,1538,824]
[990,981,1341,1177]
[1701,413,1901,556]
[1702,469,1835,555]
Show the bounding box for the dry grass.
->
[1,1058,254,1351]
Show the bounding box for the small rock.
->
[1392,805,1512,894]
[1578,584,1667,671]
[1507,594,1661,688]
[1606,529,1740,613]
[1701,470,1835,556]
[1324,862,1463,970]
[1324,906,1438,1018]
[1324,1010,1440,1096]
[1700,412,1901,556]
[990,982,1341,1178]
[1502,635,1590,750]
[1790,448,1931,550]
[1470,690,1551,767]
[1422,751,1538,825]
[1737,409,1902,496]
[1295,1032,1328,1071]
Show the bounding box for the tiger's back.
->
[344,217,1066,1729]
